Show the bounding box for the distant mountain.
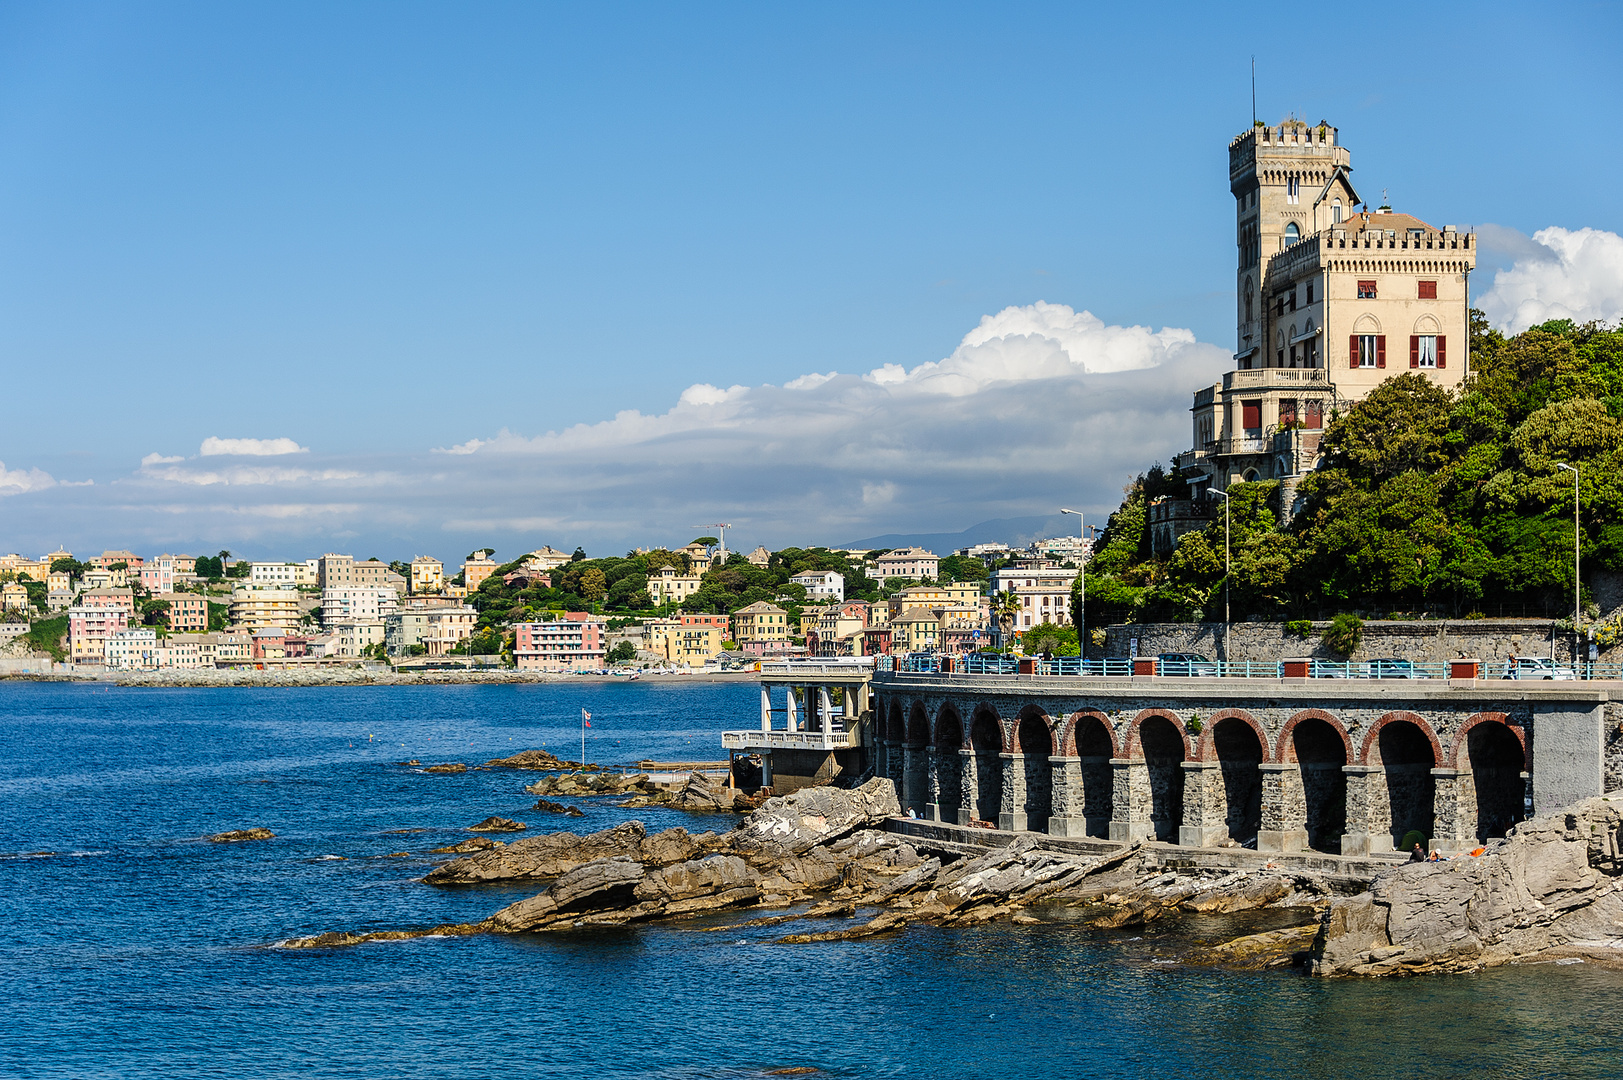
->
[841,514,1080,555]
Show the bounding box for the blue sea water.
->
[2,679,1620,1080]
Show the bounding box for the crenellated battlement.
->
[1231,119,1348,182]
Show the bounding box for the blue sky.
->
[2,2,1620,562]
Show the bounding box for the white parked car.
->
[1504,656,1578,680]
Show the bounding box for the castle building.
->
[1174,119,1477,505]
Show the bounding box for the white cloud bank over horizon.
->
[1,302,1226,556]
[1478,226,1623,333]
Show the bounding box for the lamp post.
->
[1060,508,1084,660]
[1557,462,1581,665]
[1207,487,1231,662]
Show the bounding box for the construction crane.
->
[692,524,732,561]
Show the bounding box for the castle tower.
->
[1229,120,1354,365]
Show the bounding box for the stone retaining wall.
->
[1103,619,1589,664]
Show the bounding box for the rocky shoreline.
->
[276,757,1623,976]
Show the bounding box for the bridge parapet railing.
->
[871,657,1623,681]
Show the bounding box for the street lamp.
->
[1557,462,1581,664]
[1060,508,1084,660]
[1207,487,1231,661]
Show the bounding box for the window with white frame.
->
[1359,335,1379,368]
[1416,335,1438,368]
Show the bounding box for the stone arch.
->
[1359,712,1443,767]
[1136,712,1188,843]
[968,706,1005,825]
[901,702,931,815]
[1353,312,1381,334]
[1365,712,1439,848]
[1015,706,1054,833]
[1414,312,1441,334]
[1452,713,1529,841]
[884,700,905,791]
[1209,715,1265,844]
[1194,709,1272,764]
[1125,709,1192,760]
[934,704,965,824]
[1279,710,1350,853]
[1064,711,1116,837]
[905,702,930,749]
[1060,710,1118,758]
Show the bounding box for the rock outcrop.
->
[736,777,901,855]
[531,798,585,816]
[1311,794,1623,976]
[468,817,527,833]
[208,827,275,843]
[485,749,567,770]
[423,821,725,885]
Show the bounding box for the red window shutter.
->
[1242,401,1261,429]
[1376,336,1386,368]
[1437,335,1446,369]
[1410,335,1420,368]
[1350,335,1359,368]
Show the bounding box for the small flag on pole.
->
[582,708,592,728]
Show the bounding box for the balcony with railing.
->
[1224,368,1329,391]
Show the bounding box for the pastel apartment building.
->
[462,552,500,592]
[92,550,142,571]
[156,593,209,632]
[790,570,845,602]
[730,601,790,655]
[647,565,704,606]
[514,613,606,671]
[105,628,159,670]
[1,582,27,612]
[317,554,405,593]
[229,587,303,632]
[251,562,311,589]
[68,605,130,664]
[139,554,177,594]
[410,556,444,595]
[989,564,1079,638]
[320,587,399,626]
[873,547,939,583]
[642,613,727,668]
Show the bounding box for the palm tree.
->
[995,590,1023,651]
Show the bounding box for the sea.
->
[2,679,1620,1079]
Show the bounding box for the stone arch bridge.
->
[870,672,1612,854]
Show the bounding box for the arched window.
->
[1332,198,1343,224]
[1244,276,1254,322]
[1285,222,1300,247]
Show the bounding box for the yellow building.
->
[647,565,704,606]
[229,587,303,632]
[731,601,789,653]
[462,553,499,592]
[410,556,444,595]
[641,613,727,667]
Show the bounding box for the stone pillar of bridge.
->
[998,753,1028,831]
[1046,756,1086,836]
[1178,761,1226,847]
[923,746,941,821]
[1256,763,1308,853]
[1108,758,1154,842]
[1430,768,1475,854]
[819,686,836,732]
[957,749,977,826]
[900,745,918,814]
[1340,764,1388,856]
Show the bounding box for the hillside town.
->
[0,534,1093,673]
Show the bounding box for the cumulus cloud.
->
[0,460,56,497]
[1478,226,1623,333]
[5,302,1228,556]
[199,436,309,457]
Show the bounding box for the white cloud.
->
[2,301,1229,556]
[141,453,185,466]
[1478,226,1623,333]
[0,460,56,497]
[199,436,309,457]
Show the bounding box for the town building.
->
[229,587,302,632]
[320,587,399,626]
[731,601,790,655]
[329,620,385,659]
[249,562,309,589]
[155,593,209,632]
[873,547,939,583]
[745,545,772,567]
[176,630,251,666]
[1,582,27,612]
[409,556,444,595]
[522,546,574,571]
[647,565,704,606]
[91,550,142,571]
[790,570,845,602]
[47,570,74,611]
[1175,119,1477,505]
[641,613,727,668]
[317,554,405,593]
[990,564,1079,639]
[78,588,136,619]
[105,627,159,670]
[140,554,177,594]
[83,567,127,590]
[885,583,986,623]
[423,605,478,656]
[462,552,500,592]
[513,613,606,671]
[954,542,1015,567]
[67,604,130,664]
[1030,535,1093,565]
[809,607,867,657]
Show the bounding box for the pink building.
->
[140,555,177,594]
[78,588,136,619]
[513,613,605,671]
[68,605,131,664]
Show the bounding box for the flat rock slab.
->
[468,817,527,833]
[208,828,275,843]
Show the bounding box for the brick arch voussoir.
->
[1448,712,1528,770]
[1359,711,1444,767]
[1275,708,1353,765]
[1059,709,1118,758]
[1013,703,1056,755]
[1195,708,1273,763]
[1124,708,1192,761]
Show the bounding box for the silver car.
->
[1504,655,1578,680]
[1157,652,1220,677]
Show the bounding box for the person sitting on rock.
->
[1408,842,1425,862]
